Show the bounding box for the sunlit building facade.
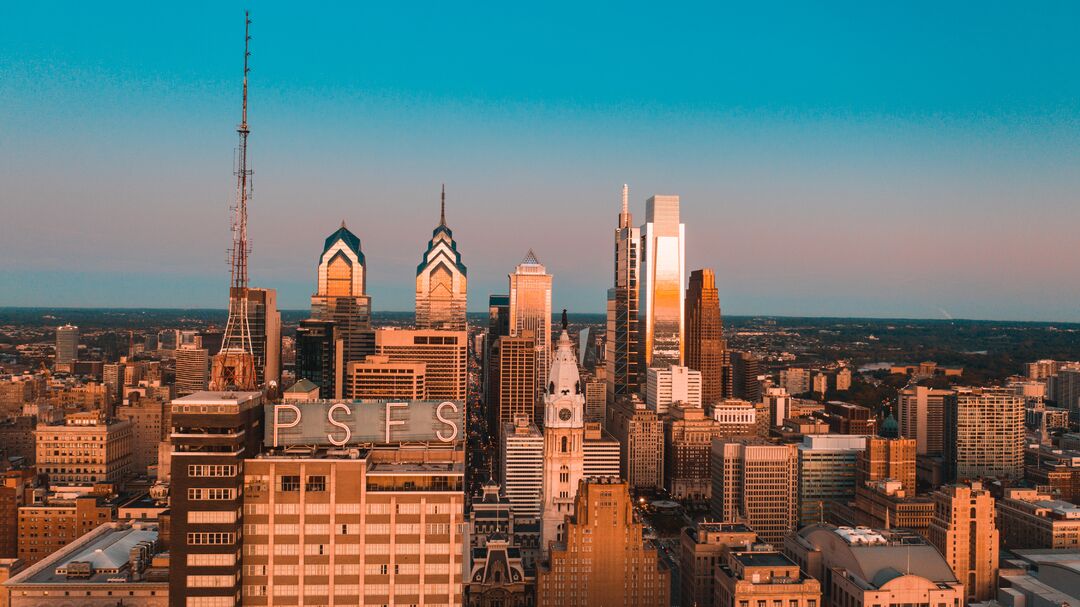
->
[415,186,468,331]
[686,268,726,404]
[508,251,552,396]
[640,194,685,369]
[310,223,375,368]
[606,184,641,403]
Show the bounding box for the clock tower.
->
[540,310,586,549]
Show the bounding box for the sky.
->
[2,2,1080,321]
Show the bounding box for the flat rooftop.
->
[367,461,464,475]
[733,551,796,568]
[10,522,163,585]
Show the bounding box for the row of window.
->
[189,464,238,477]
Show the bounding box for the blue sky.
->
[2,2,1080,321]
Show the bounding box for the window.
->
[306,475,327,491]
[188,488,236,501]
[186,532,235,545]
[186,575,234,588]
[188,553,236,567]
[188,598,235,607]
[188,511,237,524]
[188,465,237,477]
[279,475,301,492]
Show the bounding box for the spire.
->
[522,249,541,265]
[619,183,631,228]
[440,183,446,226]
[341,219,347,229]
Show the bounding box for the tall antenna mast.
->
[211,10,258,392]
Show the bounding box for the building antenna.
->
[440,183,446,226]
[211,10,257,392]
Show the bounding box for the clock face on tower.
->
[559,407,572,422]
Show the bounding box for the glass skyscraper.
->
[640,195,685,369]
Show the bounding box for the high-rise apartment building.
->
[55,325,79,370]
[496,333,537,431]
[897,386,953,456]
[540,322,586,548]
[174,344,210,396]
[857,437,917,494]
[415,186,468,331]
[536,478,669,607]
[928,482,999,601]
[646,365,702,416]
[664,403,722,501]
[35,412,133,486]
[310,223,375,368]
[508,251,552,397]
[945,387,1025,481]
[374,329,468,402]
[640,195,685,370]
[686,269,727,404]
[797,434,867,526]
[240,448,465,607]
[168,391,263,607]
[779,368,811,396]
[606,184,641,402]
[295,318,338,399]
[710,440,798,545]
[344,355,426,400]
[606,394,664,491]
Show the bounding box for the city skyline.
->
[4,3,1080,321]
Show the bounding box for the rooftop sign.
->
[266,400,463,448]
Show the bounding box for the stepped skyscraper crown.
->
[415,184,468,330]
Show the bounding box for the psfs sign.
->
[266,400,464,448]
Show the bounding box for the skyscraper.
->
[536,478,670,607]
[945,387,1025,481]
[606,184,641,403]
[415,185,468,331]
[294,318,338,398]
[54,324,79,370]
[709,440,798,545]
[540,314,586,548]
[174,344,210,396]
[897,386,953,456]
[856,437,917,494]
[640,194,685,369]
[374,328,468,401]
[310,222,375,367]
[496,332,538,430]
[245,287,281,387]
[928,482,999,601]
[508,250,552,398]
[606,394,665,492]
[686,268,726,404]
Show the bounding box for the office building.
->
[540,322,586,547]
[679,522,758,607]
[763,386,792,427]
[857,437,916,495]
[945,387,1025,481]
[584,379,606,423]
[709,399,766,437]
[714,547,821,607]
[797,434,867,526]
[640,194,685,370]
[927,482,999,601]
[295,318,338,399]
[785,525,964,607]
[710,441,798,545]
[1048,367,1080,414]
[730,351,762,402]
[174,345,210,396]
[168,391,263,607]
[582,422,621,480]
[536,478,669,607]
[645,365,702,416]
[375,329,468,401]
[310,222,375,369]
[245,287,281,387]
[483,294,510,405]
[495,333,537,431]
[664,402,722,501]
[6,522,168,607]
[501,416,544,520]
[508,250,552,396]
[35,412,133,486]
[239,448,465,607]
[997,488,1080,549]
[686,268,728,405]
[415,186,468,331]
[852,480,935,534]
[116,397,169,474]
[606,184,642,403]
[897,386,953,456]
[17,495,117,565]
[823,401,875,435]
[54,325,79,371]
[344,355,426,400]
[606,394,664,491]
